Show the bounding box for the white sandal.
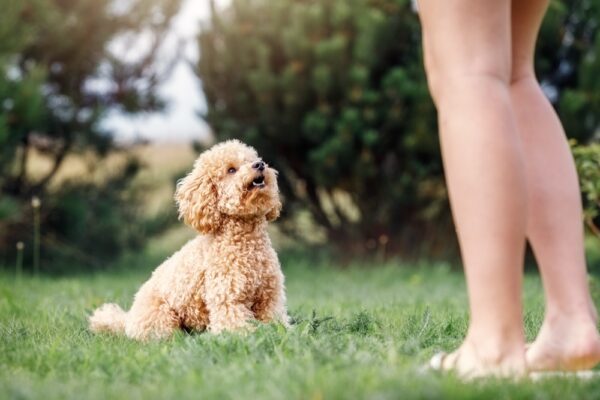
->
[428,352,451,371]
[528,370,600,381]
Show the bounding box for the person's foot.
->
[526,312,600,372]
[430,339,526,379]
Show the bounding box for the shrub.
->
[0,0,182,271]
[572,141,600,237]
[198,0,600,258]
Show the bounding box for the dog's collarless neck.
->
[212,217,267,239]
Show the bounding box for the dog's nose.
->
[252,161,265,171]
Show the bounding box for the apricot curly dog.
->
[89,140,289,340]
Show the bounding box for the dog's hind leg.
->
[124,294,180,341]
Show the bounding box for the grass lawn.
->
[2,256,600,400]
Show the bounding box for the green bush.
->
[0,0,182,272]
[197,0,600,258]
[199,0,446,258]
[1,158,143,271]
[572,141,600,237]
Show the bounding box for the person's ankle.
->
[464,329,525,365]
[543,304,598,327]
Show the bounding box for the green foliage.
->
[2,260,599,399]
[0,0,181,271]
[572,141,600,237]
[198,0,600,257]
[198,0,445,257]
[42,158,147,269]
[539,0,600,141]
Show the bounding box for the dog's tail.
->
[89,303,127,335]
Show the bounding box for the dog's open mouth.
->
[249,175,265,189]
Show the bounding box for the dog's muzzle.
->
[249,174,265,189]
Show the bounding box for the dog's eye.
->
[227,167,236,174]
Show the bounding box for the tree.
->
[0,0,182,270]
[197,0,600,258]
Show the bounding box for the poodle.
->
[89,140,289,340]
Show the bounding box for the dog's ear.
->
[265,197,282,222]
[175,169,222,234]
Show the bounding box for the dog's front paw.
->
[208,321,254,335]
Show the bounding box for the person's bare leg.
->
[419,0,527,377]
[510,0,600,371]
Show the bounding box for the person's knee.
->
[425,62,511,106]
[509,63,537,87]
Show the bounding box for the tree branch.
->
[32,139,71,192]
[13,133,30,195]
[303,179,333,231]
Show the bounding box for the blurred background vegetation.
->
[198,0,600,259]
[0,0,598,273]
[0,0,183,270]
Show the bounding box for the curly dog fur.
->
[89,140,289,340]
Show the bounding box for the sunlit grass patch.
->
[1,261,599,399]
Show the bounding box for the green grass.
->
[2,258,600,400]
